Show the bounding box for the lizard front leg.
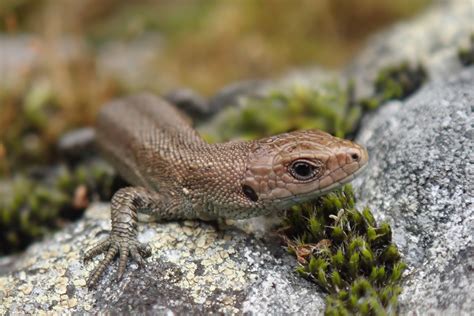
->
[83,186,158,288]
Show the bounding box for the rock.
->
[354,67,474,314]
[346,0,473,99]
[164,88,210,121]
[0,204,324,314]
[57,128,97,163]
[207,79,267,113]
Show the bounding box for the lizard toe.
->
[116,243,130,281]
[83,239,110,262]
[86,242,118,289]
[84,236,152,288]
[130,243,149,268]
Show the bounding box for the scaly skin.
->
[83,93,369,288]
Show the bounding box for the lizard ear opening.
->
[242,184,258,202]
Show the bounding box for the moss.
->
[360,62,427,110]
[0,160,119,255]
[0,79,63,177]
[375,62,427,100]
[203,82,361,142]
[203,62,428,144]
[282,185,406,315]
[458,34,474,67]
[0,60,124,178]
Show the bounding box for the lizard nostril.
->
[350,152,360,162]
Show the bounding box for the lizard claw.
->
[83,239,110,262]
[84,235,151,288]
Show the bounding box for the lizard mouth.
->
[320,163,368,194]
[339,162,368,185]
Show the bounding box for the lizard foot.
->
[83,235,151,288]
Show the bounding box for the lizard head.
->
[241,130,368,208]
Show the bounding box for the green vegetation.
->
[0,161,118,255]
[360,62,427,110]
[203,82,361,142]
[0,71,122,177]
[1,79,59,175]
[282,185,406,315]
[204,61,427,143]
[458,34,474,67]
[0,0,431,94]
[0,0,433,173]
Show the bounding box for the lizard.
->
[83,93,369,288]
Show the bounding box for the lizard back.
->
[96,93,206,190]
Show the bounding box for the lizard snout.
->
[338,144,369,176]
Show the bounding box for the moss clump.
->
[0,160,120,255]
[281,185,406,315]
[0,79,58,176]
[458,34,474,67]
[360,62,427,110]
[203,82,361,142]
[203,62,429,144]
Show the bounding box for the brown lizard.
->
[83,93,369,288]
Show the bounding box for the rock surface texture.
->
[346,0,473,99]
[0,204,324,314]
[355,67,474,314]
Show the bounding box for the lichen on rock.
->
[0,203,325,314]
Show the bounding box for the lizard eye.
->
[289,159,322,181]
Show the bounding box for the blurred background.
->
[0,0,432,170]
[0,0,432,254]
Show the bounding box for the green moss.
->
[458,34,474,67]
[202,82,361,142]
[359,62,427,110]
[0,160,118,255]
[203,62,428,144]
[375,62,427,99]
[0,79,59,176]
[360,62,427,110]
[282,185,406,315]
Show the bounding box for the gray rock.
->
[58,127,97,162]
[346,0,473,99]
[207,79,268,113]
[354,67,474,314]
[0,204,324,314]
[164,88,211,121]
